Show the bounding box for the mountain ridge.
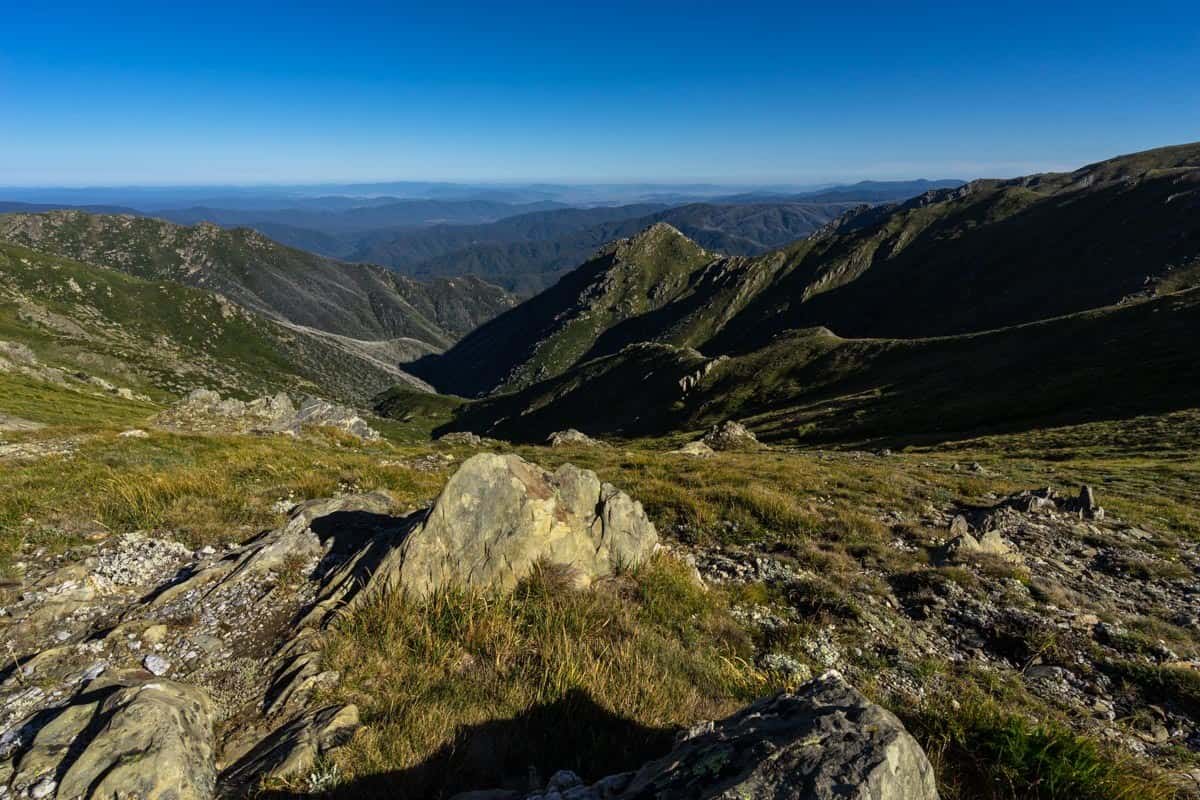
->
[0,211,518,349]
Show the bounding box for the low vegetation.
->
[4,375,1197,798]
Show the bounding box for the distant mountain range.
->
[407,143,1200,445]
[347,201,864,294]
[0,179,964,296]
[1,146,1196,446]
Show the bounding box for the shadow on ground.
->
[262,688,674,799]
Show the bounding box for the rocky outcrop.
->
[0,493,408,798]
[155,389,380,440]
[220,704,360,794]
[702,420,762,451]
[5,675,216,800]
[454,672,938,800]
[0,452,664,798]
[546,429,605,448]
[355,453,658,599]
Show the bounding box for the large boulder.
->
[455,672,938,800]
[702,420,762,451]
[365,453,658,598]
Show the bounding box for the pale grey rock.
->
[702,420,762,451]
[143,654,171,676]
[0,414,43,433]
[156,390,379,440]
[8,678,215,800]
[546,429,605,448]
[360,453,658,599]
[942,529,1018,562]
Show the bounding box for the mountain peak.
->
[611,221,707,271]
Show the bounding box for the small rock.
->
[702,420,763,451]
[143,654,171,676]
[30,776,57,799]
[546,429,604,448]
[670,441,715,458]
[118,429,149,439]
[759,653,813,682]
[142,624,169,645]
[438,431,484,447]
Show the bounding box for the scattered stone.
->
[156,389,379,440]
[407,452,457,471]
[546,428,605,447]
[143,654,171,675]
[0,414,43,432]
[758,653,812,682]
[438,431,484,446]
[702,420,763,451]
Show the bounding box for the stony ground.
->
[0,382,1198,798]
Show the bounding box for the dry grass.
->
[4,385,1198,798]
[316,556,763,798]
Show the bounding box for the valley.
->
[0,142,1197,800]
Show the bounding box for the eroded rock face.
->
[454,672,938,800]
[702,421,762,451]
[155,389,380,440]
[0,493,404,799]
[7,675,215,800]
[363,453,658,598]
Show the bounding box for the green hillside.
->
[439,287,1200,447]
[0,211,516,348]
[0,241,410,402]
[413,143,1200,412]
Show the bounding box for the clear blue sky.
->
[1,0,1197,185]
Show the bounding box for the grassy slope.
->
[412,144,1200,403]
[0,211,516,346]
[408,223,740,396]
[0,241,402,402]
[709,143,1200,351]
[439,287,1200,447]
[3,378,1196,799]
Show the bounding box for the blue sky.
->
[1,0,1197,185]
